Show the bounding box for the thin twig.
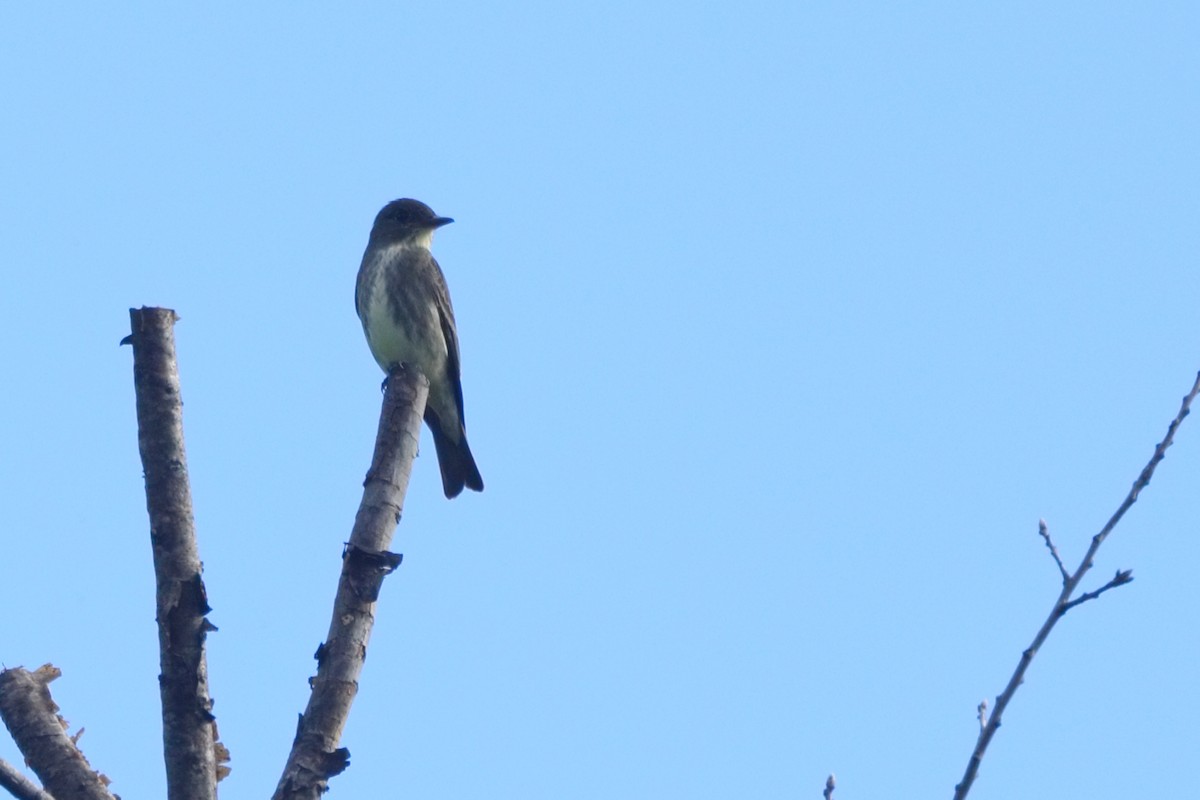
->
[1060,570,1134,614]
[1038,519,1069,583]
[0,757,54,800]
[953,371,1200,800]
[823,773,836,800]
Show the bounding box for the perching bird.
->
[355,198,483,498]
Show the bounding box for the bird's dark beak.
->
[433,216,454,228]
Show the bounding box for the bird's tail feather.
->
[429,418,484,499]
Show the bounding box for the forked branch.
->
[953,371,1200,799]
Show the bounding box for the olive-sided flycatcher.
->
[355,198,484,498]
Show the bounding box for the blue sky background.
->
[2,3,1198,798]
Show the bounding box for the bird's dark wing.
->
[354,245,374,320]
[423,254,467,426]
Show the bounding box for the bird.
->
[355,198,483,498]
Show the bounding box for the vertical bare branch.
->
[126,307,221,800]
[272,365,429,800]
[953,371,1200,799]
[0,666,116,800]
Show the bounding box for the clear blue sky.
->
[2,3,1198,798]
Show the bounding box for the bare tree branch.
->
[125,307,224,799]
[0,666,116,800]
[1037,519,1069,584]
[272,364,429,800]
[953,371,1200,799]
[823,773,836,800]
[1060,569,1134,614]
[0,757,54,800]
